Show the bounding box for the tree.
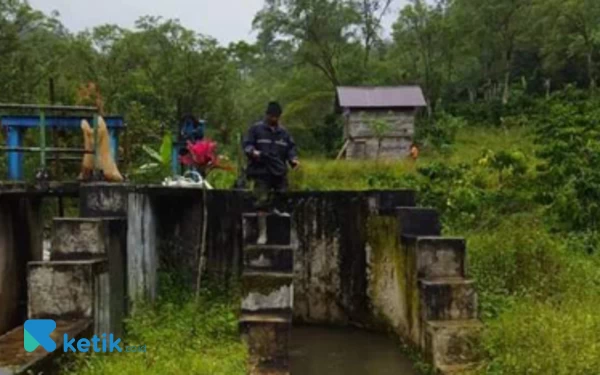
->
[253,0,359,87]
[454,0,533,104]
[0,0,67,102]
[354,0,392,68]
[392,0,450,114]
[535,0,600,90]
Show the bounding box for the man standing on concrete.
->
[243,101,299,194]
[243,102,299,243]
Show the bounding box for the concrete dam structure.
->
[0,183,482,374]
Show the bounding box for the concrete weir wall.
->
[0,197,42,335]
[123,187,481,373]
[124,187,416,326]
[0,184,477,373]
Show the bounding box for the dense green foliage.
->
[4,0,600,373]
[2,0,600,170]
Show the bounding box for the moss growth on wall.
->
[366,216,423,347]
[366,216,408,329]
[405,244,420,345]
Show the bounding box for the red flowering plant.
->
[179,139,232,175]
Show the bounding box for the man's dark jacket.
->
[242,121,297,178]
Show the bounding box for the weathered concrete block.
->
[49,218,127,336]
[425,320,483,371]
[368,190,417,215]
[240,313,291,373]
[403,237,466,280]
[28,260,110,335]
[80,183,130,218]
[397,207,442,237]
[243,213,291,246]
[242,272,294,314]
[51,218,107,260]
[419,279,478,321]
[104,218,128,337]
[245,245,294,273]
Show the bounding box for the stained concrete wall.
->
[0,198,42,335]
[126,188,416,328]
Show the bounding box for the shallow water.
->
[290,326,417,375]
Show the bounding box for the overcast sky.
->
[28,0,407,45]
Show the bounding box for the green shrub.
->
[533,89,600,233]
[416,112,467,150]
[467,214,599,317]
[481,298,600,375]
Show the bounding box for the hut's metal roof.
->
[337,86,427,108]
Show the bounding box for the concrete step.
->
[243,213,291,246]
[0,319,91,375]
[28,260,111,335]
[368,190,417,215]
[419,278,478,321]
[50,217,127,336]
[241,272,294,314]
[240,311,292,324]
[244,245,295,273]
[240,312,291,375]
[403,237,466,280]
[425,320,483,372]
[51,218,108,260]
[397,207,442,237]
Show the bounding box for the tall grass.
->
[287,126,533,191]
[64,278,247,375]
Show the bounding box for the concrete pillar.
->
[50,218,127,336]
[126,193,157,303]
[397,207,483,374]
[28,260,109,335]
[78,183,129,332]
[240,213,294,374]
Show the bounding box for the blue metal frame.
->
[1,115,125,181]
[171,118,206,175]
[6,127,23,180]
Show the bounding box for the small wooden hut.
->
[336,86,426,159]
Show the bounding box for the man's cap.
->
[266,102,283,116]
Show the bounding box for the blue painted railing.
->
[1,115,125,180]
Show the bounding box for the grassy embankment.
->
[68,126,600,374]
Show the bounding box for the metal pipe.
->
[0,103,97,112]
[0,147,92,154]
[40,111,46,169]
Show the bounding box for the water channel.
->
[290,325,418,375]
